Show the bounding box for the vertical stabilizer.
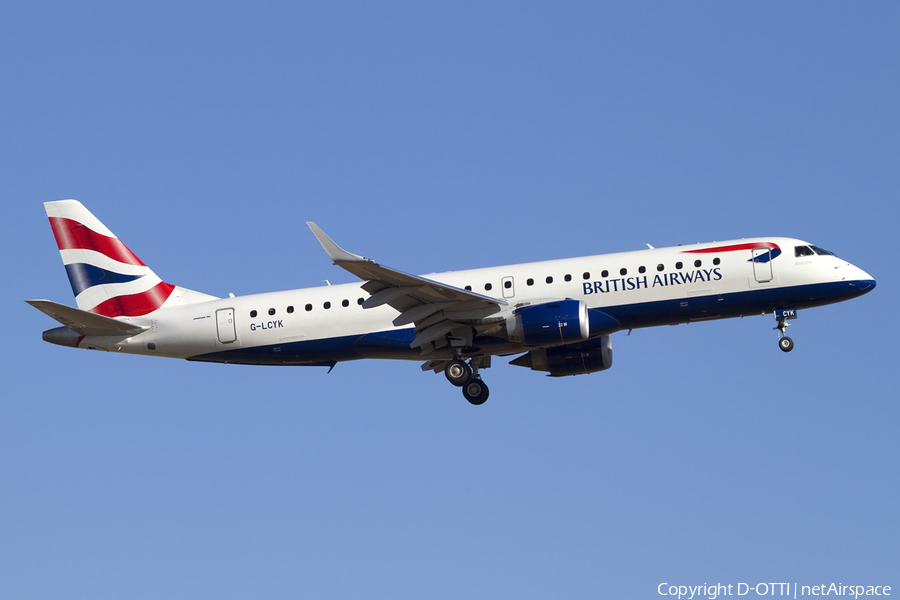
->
[44,200,209,317]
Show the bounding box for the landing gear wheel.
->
[445,359,472,387]
[462,378,489,405]
[779,336,794,353]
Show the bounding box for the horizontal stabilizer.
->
[26,299,147,336]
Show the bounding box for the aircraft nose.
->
[853,278,876,292]
[848,265,876,294]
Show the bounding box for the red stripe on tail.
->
[49,217,146,266]
[89,281,176,318]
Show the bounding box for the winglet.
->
[306,222,369,264]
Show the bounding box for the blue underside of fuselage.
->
[185,279,875,367]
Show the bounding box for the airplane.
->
[28,200,876,405]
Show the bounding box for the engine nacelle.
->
[509,335,613,377]
[505,299,589,347]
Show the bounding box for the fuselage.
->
[66,237,875,366]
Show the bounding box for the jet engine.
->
[509,335,613,377]
[505,299,590,347]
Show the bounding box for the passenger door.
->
[216,308,237,343]
[752,249,773,283]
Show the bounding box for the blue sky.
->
[2,2,898,598]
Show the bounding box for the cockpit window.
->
[795,245,815,257]
[810,245,835,256]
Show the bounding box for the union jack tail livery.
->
[44,200,214,318]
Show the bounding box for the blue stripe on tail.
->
[64,263,145,296]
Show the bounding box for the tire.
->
[463,379,489,405]
[779,336,794,353]
[444,359,472,387]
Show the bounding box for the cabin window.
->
[287,306,294,314]
[465,285,472,291]
[583,272,590,280]
[527,278,534,286]
[638,266,646,274]
[713,258,720,265]
[795,245,815,257]
[485,283,493,291]
[268,308,276,316]
[324,301,331,309]
[342,299,349,307]
[657,264,664,272]
[504,280,512,288]
[620,268,627,276]
[675,262,683,269]
[694,260,702,267]
[305,304,313,311]
[546,276,553,284]
[564,274,572,282]
[250,310,257,318]
[601,270,609,278]
[358,298,365,305]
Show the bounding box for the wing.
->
[307,223,507,354]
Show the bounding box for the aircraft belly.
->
[187,327,528,365]
[187,334,365,365]
[603,280,872,330]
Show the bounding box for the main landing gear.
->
[773,309,797,353]
[444,357,490,405]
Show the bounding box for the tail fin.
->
[45,200,195,317]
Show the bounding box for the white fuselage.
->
[70,237,874,365]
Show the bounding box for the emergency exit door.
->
[501,276,515,298]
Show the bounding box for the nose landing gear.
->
[778,336,794,352]
[773,308,797,352]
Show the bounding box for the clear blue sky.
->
[2,2,898,598]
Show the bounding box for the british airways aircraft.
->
[29,200,876,404]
